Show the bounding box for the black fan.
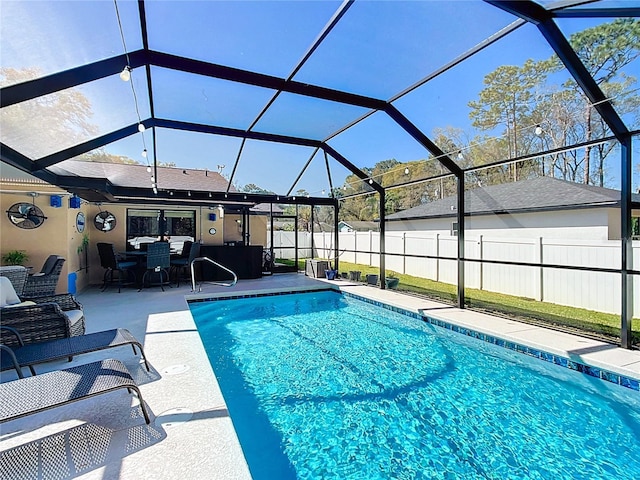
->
[6,202,47,229]
[94,211,117,232]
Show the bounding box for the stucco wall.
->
[0,190,238,290]
[0,184,85,294]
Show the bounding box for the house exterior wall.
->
[386,207,613,241]
[0,183,83,294]
[0,187,232,291]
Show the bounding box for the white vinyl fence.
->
[271,231,639,317]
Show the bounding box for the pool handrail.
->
[190,256,238,292]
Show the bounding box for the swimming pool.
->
[189,290,640,480]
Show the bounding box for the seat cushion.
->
[0,276,21,307]
[65,309,84,327]
[3,300,36,308]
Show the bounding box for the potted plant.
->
[385,271,399,289]
[325,269,338,280]
[366,273,379,285]
[2,250,29,266]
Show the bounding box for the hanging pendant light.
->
[119,66,131,82]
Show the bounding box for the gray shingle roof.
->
[386,177,639,221]
[48,160,234,192]
[339,220,379,230]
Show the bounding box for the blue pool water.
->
[189,290,640,480]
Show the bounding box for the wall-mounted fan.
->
[6,202,47,229]
[94,211,117,232]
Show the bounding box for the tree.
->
[548,18,640,185]
[77,148,139,165]
[466,19,639,187]
[468,59,552,181]
[1,67,98,159]
[242,183,274,194]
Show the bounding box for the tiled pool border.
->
[342,291,640,393]
[187,288,640,393]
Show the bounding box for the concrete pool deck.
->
[1,273,639,479]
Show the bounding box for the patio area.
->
[1,273,639,479]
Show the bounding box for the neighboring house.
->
[385,177,640,241]
[338,220,378,233]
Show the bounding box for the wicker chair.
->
[0,265,28,296]
[97,243,137,293]
[140,242,171,291]
[170,241,199,287]
[23,255,65,297]
[0,277,85,348]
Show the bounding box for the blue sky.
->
[1,1,639,195]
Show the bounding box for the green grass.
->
[334,260,640,346]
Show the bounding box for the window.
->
[126,209,195,251]
[451,222,458,236]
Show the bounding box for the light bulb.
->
[292,196,296,201]
[146,166,152,173]
[142,149,147,158]
[150,176,155,182]
[535,125,543,136]
[404,167,409,175]
[138,123,145,133]
[457,151,464,160]
[322,190,326,195]
[188,191,191,197]
[208,192,212,198]
[369,178,373,184]
[119,66,131,82]
[153,187,158,194]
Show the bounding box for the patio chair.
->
[0,276,85,348]
[22,255,65,297]
[170,241,199,287]
[97,242,137,293]
[0,265,28,296]
[0,326,150,376]
[0,358,151,425]
[140,242,171,291]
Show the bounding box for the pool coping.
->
[187,285,640,393]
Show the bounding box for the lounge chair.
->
[0,276,85,347]
[0,358,150,424]
[0,326,150,376]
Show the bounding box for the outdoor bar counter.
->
[199,245,263,280]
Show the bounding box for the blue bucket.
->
[68,272,77,294]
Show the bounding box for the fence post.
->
[436,233,440,282]
[402,232,406,274]
[537,237,544,302]
[479,235,484,291]
[369,230,373,266]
